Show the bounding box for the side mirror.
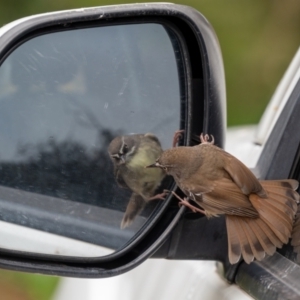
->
[0,3,227,278]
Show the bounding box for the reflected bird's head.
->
[108,133,164,169]
[108,135,140,166]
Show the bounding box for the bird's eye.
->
[123,144,128,153]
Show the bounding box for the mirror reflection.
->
[0,23,181,256]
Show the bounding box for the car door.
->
[226,47,300,299]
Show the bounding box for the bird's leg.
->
[147,190,169,201]
[172,130,185,147]
[200,133,215,145]
[169,190,206,214]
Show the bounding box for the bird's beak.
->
[146,162,161,168]
[111,154,126,164]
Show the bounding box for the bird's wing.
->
[114,167,130,189]
[220,149,266,197]
[121,193,146,229]
[181,177,258,218]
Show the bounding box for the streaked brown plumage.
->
[148,134,299,264]
[108,133,165,229]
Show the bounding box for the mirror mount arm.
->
[152,214,241,282]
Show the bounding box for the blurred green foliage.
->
[0,0,299,125]
[0,269,59,300]
[0,1,299,299]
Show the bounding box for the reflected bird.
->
[147,133,299,264]
[108,133,166,229]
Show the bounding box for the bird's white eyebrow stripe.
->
[120,136,125,154]
[126,145,136,156]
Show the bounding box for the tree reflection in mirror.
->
[0,23,181,257]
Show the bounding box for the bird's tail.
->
[226,179,299,264]
[121,193,146,229]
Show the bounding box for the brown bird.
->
[147,133,299,264]
[108,133,166,229]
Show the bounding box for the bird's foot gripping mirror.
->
[0,4,227,278]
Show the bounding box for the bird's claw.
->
[172,130,185,147]
[178,198,206,215]
[200,133,214,145]
[178,201,197,213]
[148,190,169,201]
[169,190,206,215]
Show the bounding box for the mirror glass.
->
[0,23,181,256]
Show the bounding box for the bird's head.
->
[146,147,197,178]
[108,135,140,166]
